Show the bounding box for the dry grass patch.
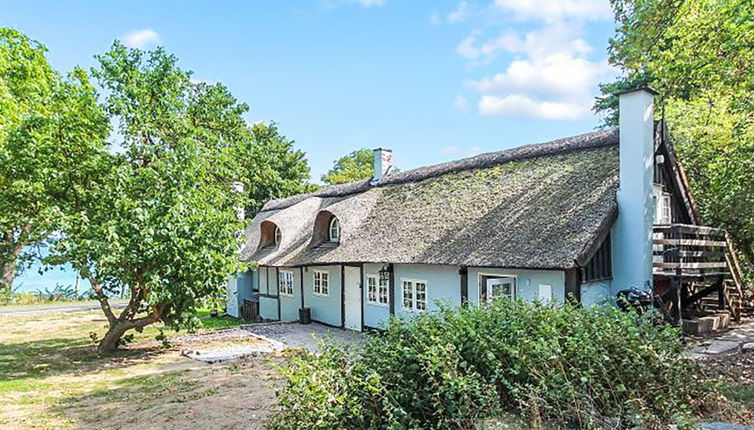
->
[0,310,281,429]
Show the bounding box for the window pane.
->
[415,282,426,311]
[379,278,388,304]
[368,277,377,303]
[402,281,413,310]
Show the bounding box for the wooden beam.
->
[654,262,729,269]
[653,239,727,247]
[459,266,468,306]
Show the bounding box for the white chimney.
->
[372,148,393,184]
[611,87,657,294]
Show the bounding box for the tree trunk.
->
[97,321,131,354]
[0,259,16,294]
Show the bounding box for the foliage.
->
[0,27,109,292]
[595,0,754,274]
[51,41,249,353]
[240,122,317,217]
[321,148,377,185]
[271,301,713,429]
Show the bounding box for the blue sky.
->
[2,0,618,291]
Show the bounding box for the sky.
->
[2,0,619,291]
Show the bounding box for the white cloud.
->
[466,55,612,98]
[456,19,615,120]
[478,94,587,119]
[345,0,385,7]
[448,1,470,23]
[492,0,612,22]
[120,29,161,49]
[456,24,591,62]
[454,95,469,110]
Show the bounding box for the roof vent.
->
[372,148,393,185]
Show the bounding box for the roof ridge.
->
[261,128,618,212]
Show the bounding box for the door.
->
[343,266,362,331]
[481,276,515,303]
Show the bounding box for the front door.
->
[343,266,362,331]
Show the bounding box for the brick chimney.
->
[611,87,657,293]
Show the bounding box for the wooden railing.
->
[653,224,745,319]
[653,224,729,278]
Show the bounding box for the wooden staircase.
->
[653,224,749,321]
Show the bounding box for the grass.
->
[0,307,249,429]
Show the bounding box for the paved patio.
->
[243,322,365,353]
[690,318,754,358]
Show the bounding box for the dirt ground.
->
[0,311,282,430]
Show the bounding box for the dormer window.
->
[310,211,341,247]
[259,220,281,248]
[329,217,341,242]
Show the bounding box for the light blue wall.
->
[362,263,391,329]
[279,267,302,322]
[259,295,279,320]
[302,265,342,327]
[467,267,565,306]
[580,280,612,308]
[236,270,254,303]
[394,264,461,316]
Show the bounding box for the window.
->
[660,193,672,225]
[482,276,515,303]
[367,274,389,306]
[329,217,341,242]
[274,226,282,245]
[313,270,330,296]
[582,233,612,283]
[279,270,294,296]
[401,279,427,312]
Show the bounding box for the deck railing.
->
[652,224,729,278]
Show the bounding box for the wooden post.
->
[459,266,468,306]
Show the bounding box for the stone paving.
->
[180,322,364,363]
[691,318,754,358]
[243,322,364,353]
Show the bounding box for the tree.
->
[595,0,754,273]
[241,122,317,217]
[321,148,376,185]
[0,28,109,293]
[52,42,249,353]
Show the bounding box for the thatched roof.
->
[241,128,620,270]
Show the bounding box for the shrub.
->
[271,300,711,429]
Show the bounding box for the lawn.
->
[0,309,281,429]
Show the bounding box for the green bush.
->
[271,300,712,429]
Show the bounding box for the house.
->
[227,88,745,330]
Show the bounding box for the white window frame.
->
[279,270,294,297]
[478,273,517,304]
[328,217,340,242]
[401,278,427,313]
[660,193,672,225]
[274,226,282,245]
[313,270,330,296]
[367,274,389,306]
